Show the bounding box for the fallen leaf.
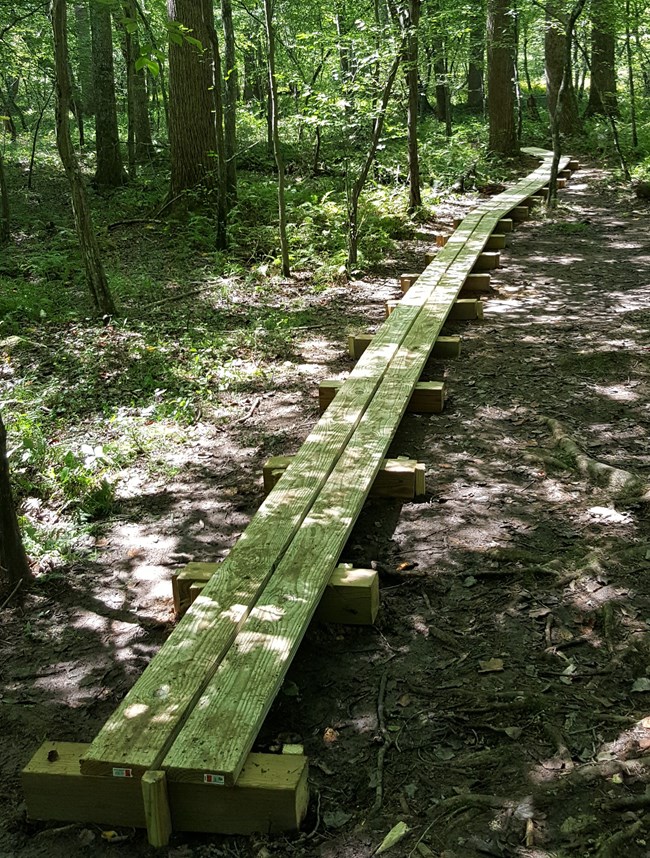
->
[478,658,504,673]
[323,726,339,744]
[376,821,409,854]
[323,810,352,829]
[416,843,434,857]
[504,727,523,739]
[632,678,650,693]
[397,693,411,707]
[464,576,477,588]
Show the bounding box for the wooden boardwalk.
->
[22,148,575,844]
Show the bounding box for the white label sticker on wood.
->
[204,773,225,785]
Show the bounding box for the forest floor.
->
[2,163,650,858]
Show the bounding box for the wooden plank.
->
[81,148,570,782]
[23,742,308,835]
[185,564,380,626]
[319,379,444,414]
[142,771,173,847]
[263,455,426,499]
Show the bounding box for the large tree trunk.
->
[0,414,32,598]
[487,0,518,155]
[90,0,125,186]
[221,0,238,201]
[0,152,9,243]
[206,21,229,249]
[52,0,117,316]
[467,3,485,111]
[167,0,218,197]
[433,38,448,124]
[406,0,421,212]
[545,1,581,133]
[585,0,618,116]
[263,0,290,277]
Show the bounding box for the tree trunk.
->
[263,0,290,277]
[52,0,117,316]
[406,0,421,212]
[625,0,638,148]
[347,46,404,271]
[467,3,485,111]
[206,20,229,249]
[545,1,581,133]
[74,2,95,115]
[487,0,518,155]
[0,413,32,598]
[221,0,238,201]
[90,0,125,186]
[585,0,618,116]
[0,152,9,243]
[168,0,218,197]
[433,38,448,123]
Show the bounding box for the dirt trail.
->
[2,167,650,858]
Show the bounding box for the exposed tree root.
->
[543,417,649,502]
[596,819,644,858]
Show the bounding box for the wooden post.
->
[435,233,448,247]
[141,771,173,848]
[424,250,436,266]
[568,158,579,171]
[472,251,500,272]
[400,273,419,293]
[511,205,529,221]
[485,233,506,250]
[449,298,484,320]
[497,217,513,232]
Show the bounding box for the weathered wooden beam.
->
[485,233,506,250]
[319,379,445,414]
[472,251,500,272]
[187,563,380,626]
[448,298,484,321]
[23,742,309,836]
[142,771,173,847]
[400,273,419,293]
[263,455,426,499]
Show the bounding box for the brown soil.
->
[2,166,650,858]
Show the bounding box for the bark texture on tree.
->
[545,2,581,133]
[221,0,238,201]
[406,0,421,212]
[263,0,290,276]
[0,153,9,243]
[167,0,218,197]
[74,2,95,115]
[487,0,518,155]
[586,0,618,116]
[90,0,125,186]
[467,4,485,110]
[0,414,32,597]
[52,0,117,316]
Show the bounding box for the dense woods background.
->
[0,0,648,592]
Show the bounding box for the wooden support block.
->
[186,563,380,626]
[453,217,463,229]
[568,158,580,171]
[435,233,448,247]
[263,456,426,499]
[385,299,400,318]
[449,298,484,321]
[472,251,500,272]
[22,742,309,836]
[424,250,436,265]
[142,771,173,847]
[432,335,461,358]
[317,564,379,625]
[462,273,491,292]
[172,562,221,615]
[556,177,567,189]
[400,273,419,293]
[319,379,445,414]
[497,218,513,233]
[348,333,374,360]
[485,233,506,250]
[511,205,529,221]
[559,168,571,179]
